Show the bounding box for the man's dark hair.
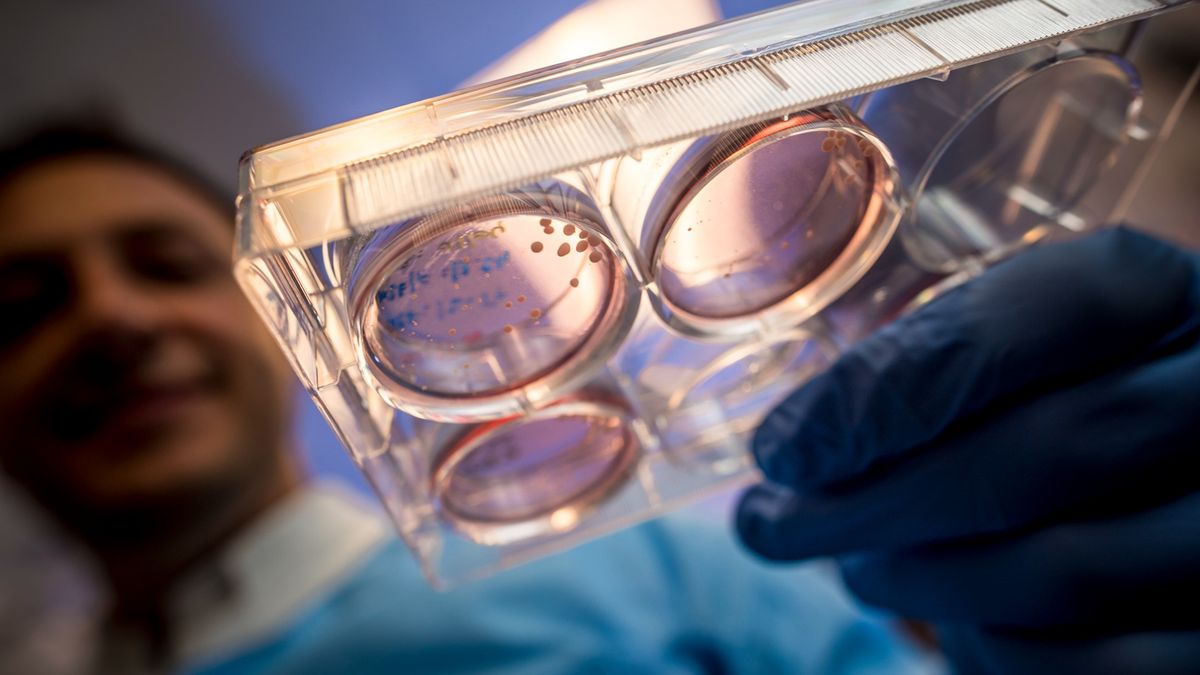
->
[0,119,234,219]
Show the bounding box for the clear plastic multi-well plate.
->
[235,0,1197,586]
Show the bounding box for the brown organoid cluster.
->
[493,216,613,336]
[529,217,605,266]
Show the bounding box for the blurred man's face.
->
[0,155,294,538]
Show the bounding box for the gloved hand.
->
[735,227,1200,675]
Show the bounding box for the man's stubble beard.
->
[3,345,299,565]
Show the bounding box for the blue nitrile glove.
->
[735,227,1200,675]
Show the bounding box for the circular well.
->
[351,200,636,421]
[651,108,899,337]
[906,52,1142,270]
[432,401,639,546]
[660,330,834,473]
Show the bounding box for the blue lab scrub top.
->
[186,512,931,675]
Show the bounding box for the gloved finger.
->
[939,624,1200,675]
[752,227,1198,490]
[839,490,1200,629]
[737,334,1200,560]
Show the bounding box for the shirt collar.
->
[167,482,389,668]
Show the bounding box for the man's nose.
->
[70,254,164,357]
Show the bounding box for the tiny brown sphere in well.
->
[563,224,576,236]
[530,309,542,319]
[576,240,589,253]
[531,241,544,253]
[569,278,579,288]
[588,251,602,263]
[556,243,570,257]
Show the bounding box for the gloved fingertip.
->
[750,408,795,483]
[751,380,842,487]
[735,483,812,562]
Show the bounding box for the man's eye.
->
[0,262,68,344]
[121,227,225,285]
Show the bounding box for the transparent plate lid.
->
[236,0,1180,256]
